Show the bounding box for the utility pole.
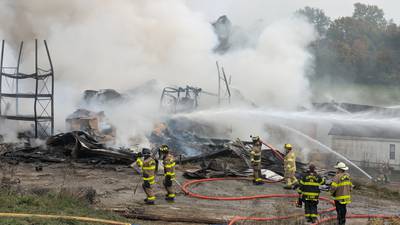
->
[216,61,221,105]
[221,67,231,104]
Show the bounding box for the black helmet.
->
[142,148,151,157]
[159,144,169,153]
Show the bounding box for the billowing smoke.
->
[0,0,316,146]
[218,17,315,108]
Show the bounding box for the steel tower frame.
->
[0,39,54,138]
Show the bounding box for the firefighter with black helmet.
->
[297,164,325,223]
[131,148,157,204]
[250,135,263,185]
[159,144,176,202]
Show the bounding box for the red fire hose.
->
[261,140,284,161]
[181,177,335,224]
[181,177,398,225]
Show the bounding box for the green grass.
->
[0,189,131,225]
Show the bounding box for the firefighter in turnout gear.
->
[159,144,176,202]
[250,136,263,185]
[330,162,353,225]
[284,143,298,189]
[297,164,325,223]
[132,148,157,205]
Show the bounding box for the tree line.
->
[297,3,400,85]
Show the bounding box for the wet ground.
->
[1,162,399,225]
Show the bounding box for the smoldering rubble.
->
[1,116,331,181]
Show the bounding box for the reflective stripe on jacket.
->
[138,157,156,184]
[330,172,352,204]
[251,144,262,164]
[297,172,325,201]
[163,153,176,179]
[284,151,296,172]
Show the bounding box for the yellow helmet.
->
[284,143,292,150]
[159,144,169,153]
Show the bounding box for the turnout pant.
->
[335,200,347,225]
[304,200,318,221]
[142,182,155,202]
[163,176,175,198]
[284,170,298,187]
[253,164,262,182]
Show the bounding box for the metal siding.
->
[331,136,400,170]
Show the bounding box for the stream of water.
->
[176,107,398,180]
[280,124,373,179]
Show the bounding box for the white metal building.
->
[329,124,400,171]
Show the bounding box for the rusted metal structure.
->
[159,62,231,113]
[160,86,203,113]
[0,40,54,138]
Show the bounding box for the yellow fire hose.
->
[0,213,133,225]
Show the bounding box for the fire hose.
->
[0,213,133,225]
[261,140,284,161]
[181,177,398,225]
[181,177,335,224]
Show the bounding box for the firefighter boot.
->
[165,194,175,202]
[144,197,155,205]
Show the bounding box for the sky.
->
[186,0,400,26]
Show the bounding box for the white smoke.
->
[0,0,316,145]
[219,17,315,108]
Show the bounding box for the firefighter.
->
[159,144,176,202]
[330,162,352,225]
[250,136,263,185]
[132,148,157,205]
[297,164,325,223]
[283,143,297,189]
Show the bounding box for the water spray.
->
[279,124,373,180]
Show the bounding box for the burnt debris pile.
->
[0,131,135,164]
[0,122,312,180]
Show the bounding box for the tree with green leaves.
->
[296,6,331,36]
[299,2,400,85]
[353,2,387,29]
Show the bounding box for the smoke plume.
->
[0,0,316,146]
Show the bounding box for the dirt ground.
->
[1,162,399,225]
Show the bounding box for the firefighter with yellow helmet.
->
[283,143,298,189]
[250,136,263,185]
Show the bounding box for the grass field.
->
[0,188,131,225]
